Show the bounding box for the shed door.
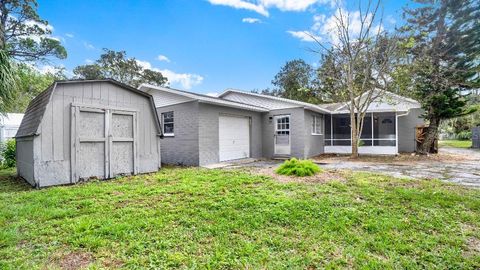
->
[218,115,250,162]
[71,106,137,182]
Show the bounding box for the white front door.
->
[274,115,291,155]
[219,115,250,162]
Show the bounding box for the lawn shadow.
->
[0,168,32,193]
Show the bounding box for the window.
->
[162,111,174,136]
[312,115,323,135]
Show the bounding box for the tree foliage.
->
[0,49,16,113]
[0,0,66,61]
[259,59,324,104]
[400,0,479,153]
[73,49,168,88]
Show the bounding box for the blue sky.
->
[38,0,407,95]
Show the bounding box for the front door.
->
[274,115,291,155]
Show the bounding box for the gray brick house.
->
[140,84,424,166]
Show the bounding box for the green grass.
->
[439,140,472,148]
[1,168,479,269]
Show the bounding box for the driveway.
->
[220,147,480,188]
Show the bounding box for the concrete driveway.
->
[219,147,480,188]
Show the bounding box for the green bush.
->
[1,139,16,168]
[456,130,472,140]
[275,158,322,177]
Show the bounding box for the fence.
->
[473,127,480,149]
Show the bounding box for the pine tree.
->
[402,0,480,154]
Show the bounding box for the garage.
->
[16,79,162,187]
[218,115,250,162]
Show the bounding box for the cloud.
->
[157,54,171,62]
[65,33,74,38]
[85,59,94,64]
[289,7,384,45]
[206,92,219,97]
[83,41,95,50]
[242,17,262,23]
[208,0,269,16]
[136,60,204,90]
[286,30,320,42]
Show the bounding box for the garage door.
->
[219,115,250,162]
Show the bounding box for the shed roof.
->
[139,84,270,112]
[16,79,163,138]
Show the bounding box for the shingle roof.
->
[139,84,270,112]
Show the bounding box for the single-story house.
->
[16,79,162,187]
[139,84,424,166]
[0,113,24,143]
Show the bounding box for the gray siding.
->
[157,101,200,166]
[20,81,161,187]
[198,103,263,166]
[150,90,193,107]
[16,137,35,186]
[398,108,424,152]
[262,107,306,159]
[304,110,325,157]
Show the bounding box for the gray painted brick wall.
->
[157,101,200,166]
[198,103,263,166]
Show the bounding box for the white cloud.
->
[208,0,269,16]
[136,60,204,90]
[65,33,74,38]
[286,30,320,42]
[206,92,219,97]
[24,20,54,32]
[83,41,95,50]
[242,17,262,23]
[157,55,171,62]
[85,59,94,64]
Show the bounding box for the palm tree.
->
[0,50,16,114]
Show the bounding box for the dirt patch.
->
[464,237,480,257]
[46,251,94,270]
[250,166,346,184]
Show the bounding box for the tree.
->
[260,59,324,104]
[401,0,479,154]
[0,0,66,61]
[0,49,16,113]
[73,49,168,88]
[6,63,64,112]
[314,0,398,157]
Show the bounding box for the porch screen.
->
[325,113,396,146]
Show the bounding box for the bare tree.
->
[313,0,398,157]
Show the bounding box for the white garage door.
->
[219,115,250,162]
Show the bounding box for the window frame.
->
[162,111,174,137]
[311,114,323,135]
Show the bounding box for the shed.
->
[16,79,163,187]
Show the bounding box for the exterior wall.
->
[150,90,193,107]
[30,81,160,187]
[304,110,325,158]
[16,136,35,186]
[157,101,200,166]
[262,107,306,159]
[398,108,424,153]
[198,103,263,166]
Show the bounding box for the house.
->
[16,80,162,187]
[140,84,424,166]
[0,113,24,143]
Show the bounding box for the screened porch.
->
[324,112,398,155]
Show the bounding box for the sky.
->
[37,0,408,95]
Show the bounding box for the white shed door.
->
[219,115,250,162]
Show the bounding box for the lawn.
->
[439,140,472,148]
[0,167,479,269]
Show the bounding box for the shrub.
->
[456,130,472,140]
[275,158,322,177]
[1,139,16,168]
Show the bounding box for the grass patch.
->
[0,168,479,269]
[439,140,472,148]
[276,158,322,177]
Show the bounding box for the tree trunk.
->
[417,117,440,154]
[350,110,359,158]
